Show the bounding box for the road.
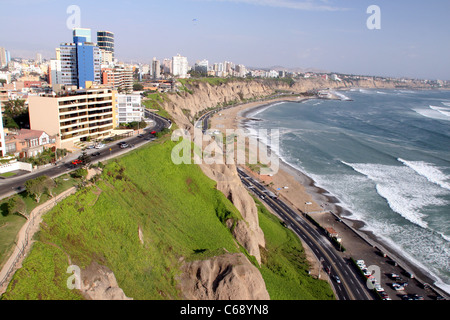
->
[196,105,374,300]
[0,111,170,201]
[237,168,373,300]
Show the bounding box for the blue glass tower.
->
[57,28,101,89]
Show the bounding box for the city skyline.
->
[0,0,449,80]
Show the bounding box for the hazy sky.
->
[1,0,449,80]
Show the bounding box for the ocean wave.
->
[331,90,351,100]
[430,105,450,117]
[413,107,450,121]
[246,101,285,118]
[398,158,450,191]
[340,161,448,229]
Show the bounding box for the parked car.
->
[72,159,82,165]
[120,143,129,149]
[92,152,101,157]
[95,143,106,149]
[150,130,156,135]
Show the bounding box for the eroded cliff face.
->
[179,253,270,300]
[161,77,429,300]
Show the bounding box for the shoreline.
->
[209,93,449,299]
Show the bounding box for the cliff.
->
[159,77,432,300]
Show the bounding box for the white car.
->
[95,143,106,149]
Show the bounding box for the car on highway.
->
[334,275,341,284]
[95,143,106,149]
[72,159,82,165]
[380,292,391,300]
[92,152,101,157]
[119,143,129,149]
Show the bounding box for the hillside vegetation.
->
[2,137,333,300]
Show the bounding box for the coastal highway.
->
[237,167,373,300]
[0,111,170,200]
[199,103,372,300]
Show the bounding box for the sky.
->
[1,0,449,80]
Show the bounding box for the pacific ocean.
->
[245,88,450,293]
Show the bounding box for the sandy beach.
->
[208,95,449,300]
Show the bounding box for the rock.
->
[200,163,265,265]
[179,253,270,300]
[79,262,132,300]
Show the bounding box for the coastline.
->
[209,93,449,299]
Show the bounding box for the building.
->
[4,129,56,158]
[162,58,172,75]
[73,28,92,43]
[75,41,101,89]
[194,59,208,74]
[59,43,78,86]
[28,87,115,149]
[49,59,62,85]
[0,47,8,68]
[114,93,143,126]
[100,49,114,65]
[152,57,161,79]
[97,31,115,59]
[102,66,133,93]
[56,28,101,88]
[172,54,188,78]
[113,66,133,93]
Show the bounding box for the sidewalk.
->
[0,186,77,296]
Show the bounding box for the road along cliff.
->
[159,77,433,300]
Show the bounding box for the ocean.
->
[244,89,450,293]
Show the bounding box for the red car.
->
[150,131,156,135]
[72,159,82,165]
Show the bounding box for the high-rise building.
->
[162,58,172,75]
[49,59,62,85]
[0,47,7,68]
[36,53,42,64]
[59,43,78,86]
[172,54,188,78]
[152,57,160,79]
[57,28,101,88]
[97,31,115,59]
[73,28,92,43]
[76,42,101,89]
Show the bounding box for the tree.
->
[25,176,47,203]
[71,168,88,180]
[133,83,144,91]
[8,196,28,220]
[78,150,91,167]
[43,176,56,197]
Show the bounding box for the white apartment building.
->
[172,54,189,78]
[115,94,143,126]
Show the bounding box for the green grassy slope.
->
[2,138,334,300]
